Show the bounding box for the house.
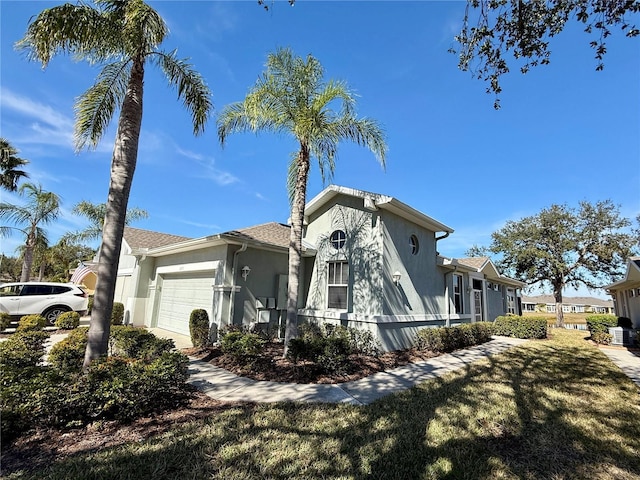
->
[520,295,615,315]
[604,257,640,329]
[113,185,524,351]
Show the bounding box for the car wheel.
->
[43,307,69,326]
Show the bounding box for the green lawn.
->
[6,329,640,480]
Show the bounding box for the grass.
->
[5,329,640,479]
[523,312,593,324]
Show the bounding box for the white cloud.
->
[175,146,239,186]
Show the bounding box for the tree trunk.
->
[20,232,35,282]
[554,289,564,328]
[83,57,144,369]
[283,148,310,355]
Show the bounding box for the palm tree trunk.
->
[283,149,310,354]
[20,233,35,282]
[84,57,144,369]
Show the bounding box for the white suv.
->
[0,282,89,325]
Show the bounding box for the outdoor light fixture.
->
[241,265,251,281]
[392,271,402,286]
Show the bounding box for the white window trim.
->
[326,261,349,310]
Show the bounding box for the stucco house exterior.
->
[605,257,640,329]
[113,185,524,351]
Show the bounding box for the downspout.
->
[228,242,248,326]
[443,265,457,327]
[128,252,147,326]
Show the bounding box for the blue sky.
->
[1,1,638,299]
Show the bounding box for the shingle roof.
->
[521,294,613,307]
[223,222,290,249]
[456,257,489,270]
[123,227,192,250]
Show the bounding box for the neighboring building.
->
[520,295,614,315]
[113,185,524,351]
[604,257,640,329]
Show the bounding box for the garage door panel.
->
[157,272,214,335]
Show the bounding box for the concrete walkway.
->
[599,347,640,388]
[187,336,530,406]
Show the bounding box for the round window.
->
[330,230,346,249]
[410,235,419,255]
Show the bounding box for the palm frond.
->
[15,3,120,66]
[154,51,213,135]
[74,60,131,150]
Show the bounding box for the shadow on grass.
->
[7,331,640,480]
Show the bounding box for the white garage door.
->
[156,272,214,335]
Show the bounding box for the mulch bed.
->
[183,342,438,384]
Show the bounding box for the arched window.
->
[410,235,419,255]
[330,230,346,249]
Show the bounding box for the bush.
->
[87,295,94,314]
[617,316,633,329]
[592,331,613,345]
[17,314,46,332]
[220,330,265,362]
[0,311,11,331]
[414,322,495,353]
[111,302,125,325]
[585,314,618,335]
[2,328,190,444]
[0,330,49,369]
[493,316,547,339]
[55,311,80,330]
[48,328,88,373]
[189,309,210,347]
[109,325,175,360]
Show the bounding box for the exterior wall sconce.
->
[392,271,402,286]
[241,265,251,281]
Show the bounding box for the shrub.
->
[55,311,80,330]
[87,295,94,314]
[189,309,210,347]
[0,311,11,331]
[109,325,175,360]
[617,316,633,329]
[48,328,88,373]
[220,330,265,362]
[0,330,49,369]
[414,322,495,353]
[585,314,618,335]
[493,316,547,339]
[592,331,613,345]
[111,302,125,325]
[17,314,46,332]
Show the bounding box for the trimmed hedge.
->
[0,311,11,331]
[111,302,125,325]
[585,314,618,335]
[493,316,547,339]
[17,315,46,332]
[220,330,265,362]
[48,328,88,373]
[189,309,210,347]
[0,330,50,369]
[109,325,175,359]
[55,311,80,330]
[286,323,381,374]
[414,322,494,353]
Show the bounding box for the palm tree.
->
[0,182,60,282]
[0,138,29,191]
[17,0,212,367]
[218,48,387,350]
[65,200,148,244]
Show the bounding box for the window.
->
[546,305,556,313]
[562,305,571,313]
[330,230,346,249]
[506,288,516,314]
[409,235,419,255]
[453,274,463,314]
[524,303,535,312]
[327,261,349,309]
